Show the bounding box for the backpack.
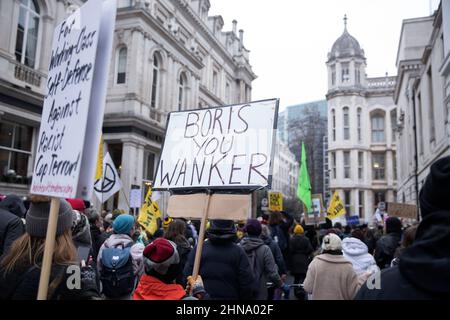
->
[100,242,135,298]
[246,246,264,282]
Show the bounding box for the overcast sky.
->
[209,0,440,111]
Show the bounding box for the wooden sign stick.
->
[191,192,212,285]
[37,197,61,300]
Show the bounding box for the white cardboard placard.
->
[154,99,279,190]
[31,0,116,199]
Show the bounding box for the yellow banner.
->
[327,191,346,219]
[138,187,162,235]
[95,134,104,180]
[269,191,283,211]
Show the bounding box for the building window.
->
[355,63,361,84]
[212,70,218,95]
[371,114,385,143]
[357,108,362,142]
[374,191,386,209]
[344,190,351,215]
[427,67,435,142]
[151,54,160,109]
[145,152,155,181]
[343,107,350,140]
[390,109,397,142]
[116,47,127,84]
[358,191,364,217]
[225,82,231,103]
[178,72,187,110]
[372,153,385,180]
[341,63,350,83]
[358,152,363,180]
[15,0,40,68]
[331,65,336,85]
[332,109,336,141]
[331,152,336,179]
[0,121,33,184]
[344,151,350,179]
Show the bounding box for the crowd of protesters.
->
[1,156,450,300]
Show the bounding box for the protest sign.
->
[268,191,283,211]
[327,191,346,220]
[304,194,326,225]
[31,0,116,200]
[153,99,279,190]
[386,202,418,220]
[94,152,122,203]
[33,0,117,300]
[129,186,142,209]
[138,187,162,235]
[346,215,360,226]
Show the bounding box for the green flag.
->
[297,142,312,212]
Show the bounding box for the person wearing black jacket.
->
[0,195,25,257]
[183,220,255,300]
[0,197,100,300]
[84,208,109,263]
[374,217,402,269]
[356,156,450,299]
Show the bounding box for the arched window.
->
[371,114,385,142]
[178,72,188,110]
[151,53,161,109]
[15,0,40,68]
[116,47,127,84]
[343,107,350,140]
[357,108,362,142]
[331,109,336,141]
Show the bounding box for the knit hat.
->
[322,233,342,251]
[112,214,135,235]
[419,156,450,218]
[385,216,402,234]
[26,197,73,238]
[208,219,236,234]
[293,224,304,235]
[244,219,262,236]
[163,217,173,230]
[66,198,86,211]
[143,238,180,275]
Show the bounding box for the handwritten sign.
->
[31,0,117,199]
[153,99,278,190]
[268,191,283,211]
[386,202,418,220]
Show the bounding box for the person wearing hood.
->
[71,210,92,249]
[290,225,314,287]
[97,214,145,299]
[164,218,192,286]
[239,219,284,300]
[0,194,25,257]
[260,224,286,300]
[374,216,402,269]
[356,156,450,299]
[183,220,255,300]
[133,238,207,300]
[390,224,418,267]
[303,233,360,300]
[342,229,379,283]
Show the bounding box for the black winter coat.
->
[374,232,401,269]
[0,209,25,257]
[262,235,286,275]
[89,225,109,263]
[0,263,100,300]
[183,232,255,300]
[356,211,450,300]
[289,235,313,275]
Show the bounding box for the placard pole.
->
[192,192,212,286]
[37,197,61,300]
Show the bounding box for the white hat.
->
[322,233,342,251]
